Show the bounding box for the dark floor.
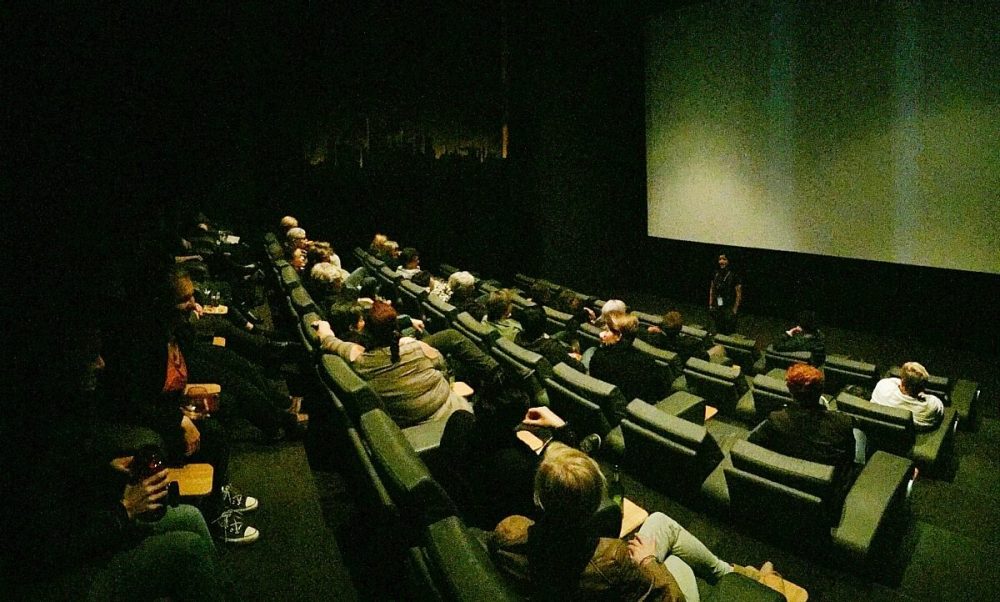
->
[197,285,1000,600]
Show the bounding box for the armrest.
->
[655,391,706,425]
[950,378,979,428]
[911,407,958,472]
[833,451,913,564]
[403,419,448,458]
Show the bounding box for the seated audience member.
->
[448,271,487,320]
[748,363,857,513]
[290,247,308,274]
[598,299,628,326]
[556,290,597,328]
[279,215,298,235]
[528,281,553,307]
[11,328,228,599]
[515,305,586,373]
[396,247,422,279]
[382,240,402,269]
[369,232,389,257]
[329,302,368,345]
[308,240,344,271]
[316,301,497,427]
[104,265,261,544]
[284,227,308,258]
[485,443,743,601]
[589,310,667,406]
[484,289,524,341]
[871,361,945,430]
[309,261,351,308]
[772,310,826,366]
[641,310,712,365]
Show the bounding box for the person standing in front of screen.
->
[708,253,742,335]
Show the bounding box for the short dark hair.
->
[519,305,547,339]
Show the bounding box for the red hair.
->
[785,363,824,405]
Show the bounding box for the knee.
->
[642,511,682,538]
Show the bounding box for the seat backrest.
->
[492,337,554,380]
[683,357,743,416]
[379,265,403,288]
[421,295,457,333]
[713,333,759,373]
[548,362,627,431]
[440,263,461,277]
[835,392,915,457]
[509,293,536,310]
[398,280,429,319]
[320,354,385,421]
[452,311,500,351]
[764,346,813,371]
[359,409,459,531]
[280,264,301,290]
[289,285,317,316]
[823,356,878,396]
[576,322,604,348]
[634,311,663,329]
[513,272,536,289]
[680,324,711,345]
[345,426,399,529]
[423,516,523,602]
[725,440,837,535]
[544,365,614,438]
[622,400,724,499]
[542,305,573,335]
[297,311,322,355]
[750,374,795,419]
[632,338,680,385]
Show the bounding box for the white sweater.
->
[870,377,945,430]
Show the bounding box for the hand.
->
[786,326,803,336]
[568,351,582,361]
[410,318,425,333]
[121,469,170,520]
[647,325,662,334]
[110,456,134,474]
[584,307,596,322]
[628,533,658,564]
[523,406,566,429]
[312,320,334,339]
[181,415,201,457]
[181,405,206,421]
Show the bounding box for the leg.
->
[663,556,699,602]
[150,504,215,547]
[638,512,731,582]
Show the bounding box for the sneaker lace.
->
[214,509,245,535]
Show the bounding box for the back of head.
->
[519,305,547,340]
[534,443,605,526]
[662,310,684,334]
[529,282,552,306]
[604,310,639,343]
[329,302,364,335]
[448,271,475,296]
[786,363,825,406]
[601,299,627,318]
[486,290,513,321]
[287,227,307,242]
[310,262,343,289]
[900,361,930,396]
[280,215,298,231]
[366,300,399,347]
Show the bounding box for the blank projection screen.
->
[645,0,999,274]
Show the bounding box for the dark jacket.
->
[515,332,586,375]
[589,341,667,404]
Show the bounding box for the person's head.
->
[310,262,344,292]
[899,361,930,397]
[400,247,420,270]
[291,247,308,270]
[307,241,333,265]
[366,300,401,360]
[385,240,400,258]
[287,227,307,246]
[370,233,388,253]
[329,302,365,335]
[600,299,627,319]
[785,363,825,407]
[796,310,817,333]
[662,310,684,334]
[557,290,581,313]
[359,276,381,300]
[165,265,197,317]
[519,305,547,340]
[718,253,730,270]
[486,290,514,321]
[280,215,298,232]
[534,443,606,527]
[601,310,638,345]
[529,282,552,306]
[448,271,476,300]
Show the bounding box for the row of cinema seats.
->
[263,235,785,599]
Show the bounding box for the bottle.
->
[608,464,624,507]
[129,445,168,522]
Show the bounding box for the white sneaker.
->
[212,509,260,545]
[222,484,259,512]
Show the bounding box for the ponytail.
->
[390,330,402,363]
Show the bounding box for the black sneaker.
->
[212,509,260,545]
[222,484,259,512]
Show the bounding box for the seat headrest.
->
[730,440,835,498]
[633,338,679,364]
[626,399,706,448]
[836,392,913,427]
[685,356,741,381]
[752,373,790,395]
[401,280,427,296]
[554,362,620,401]
[824,356,877,375]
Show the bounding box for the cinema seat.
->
[359,409,459,539]
[683,357,747,417]
[885,366,981,430]
[713,333,761,375]
[621,399,725,504]
[632,338,684,391]
[451,311,500,351]
[544,362,626,455]
[835,391,958,478]
[421,295,457,333]
[724,440,913,566]
[406,516,521,602]
[735,374,795,423]
[763,346,813,371]
[542,305,573,335]
[289,285,318,317]
[823,355,878,396]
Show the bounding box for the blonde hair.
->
[534,443,606,525]
[604,310,639,340]
[900,362,930,396]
